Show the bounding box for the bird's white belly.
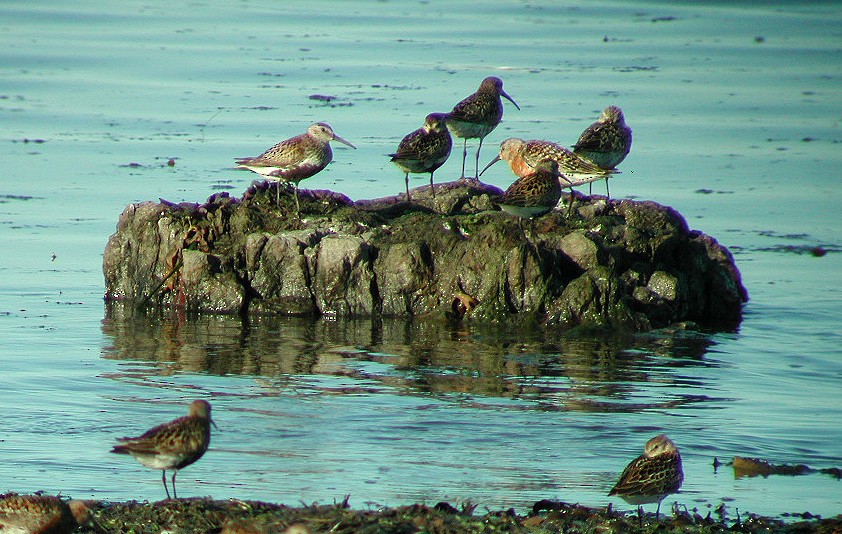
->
[130,451,184,470]
[238,164,284,177]
[618,492,668,505]
[447,120,494,140]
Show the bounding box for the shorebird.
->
[446,76,519,180]
[480,138,614,188]
[0,494,90,533]
[389,112,452,201]
[496,159,563,218]
[235,122,356,215]
[572,105,632,196]
[608,434,684,517]
[111,400,217,499]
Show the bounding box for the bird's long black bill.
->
[479,156,501,177]
[501,90,520,111]
[333,135,357,149]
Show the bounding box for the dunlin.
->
[0,494,89,534]
[608,434,684,517]
[389,112,452,201]
[111,399,217,499]
[480,138,613,187]
[496,159,563,218]
[572,105,632,196]
[235,122,356,215]
[447,76,519,180]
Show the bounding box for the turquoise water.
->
[1,0,841,521]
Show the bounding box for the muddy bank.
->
[103,180,747,331]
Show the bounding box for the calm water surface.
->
[1,0,841,521]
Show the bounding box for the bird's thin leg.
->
[460,139,468,179]
[566,189,576,217]
[429,172,435,198]
[276,181,281,206]
[655,501,661,518]
[474,137,484,180]
[404,173,410,201]
[605,177,610,198]
[293,184,301,217]
[172,471,179,499]
[162,470,171,500]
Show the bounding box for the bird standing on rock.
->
[572,105,632,196]
[481,137,614,191]
[446,76,519,180]
[496,158,563,218]
[235,122,356,216]
[389,112,452,201]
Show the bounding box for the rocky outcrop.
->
[102,180,747,331]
